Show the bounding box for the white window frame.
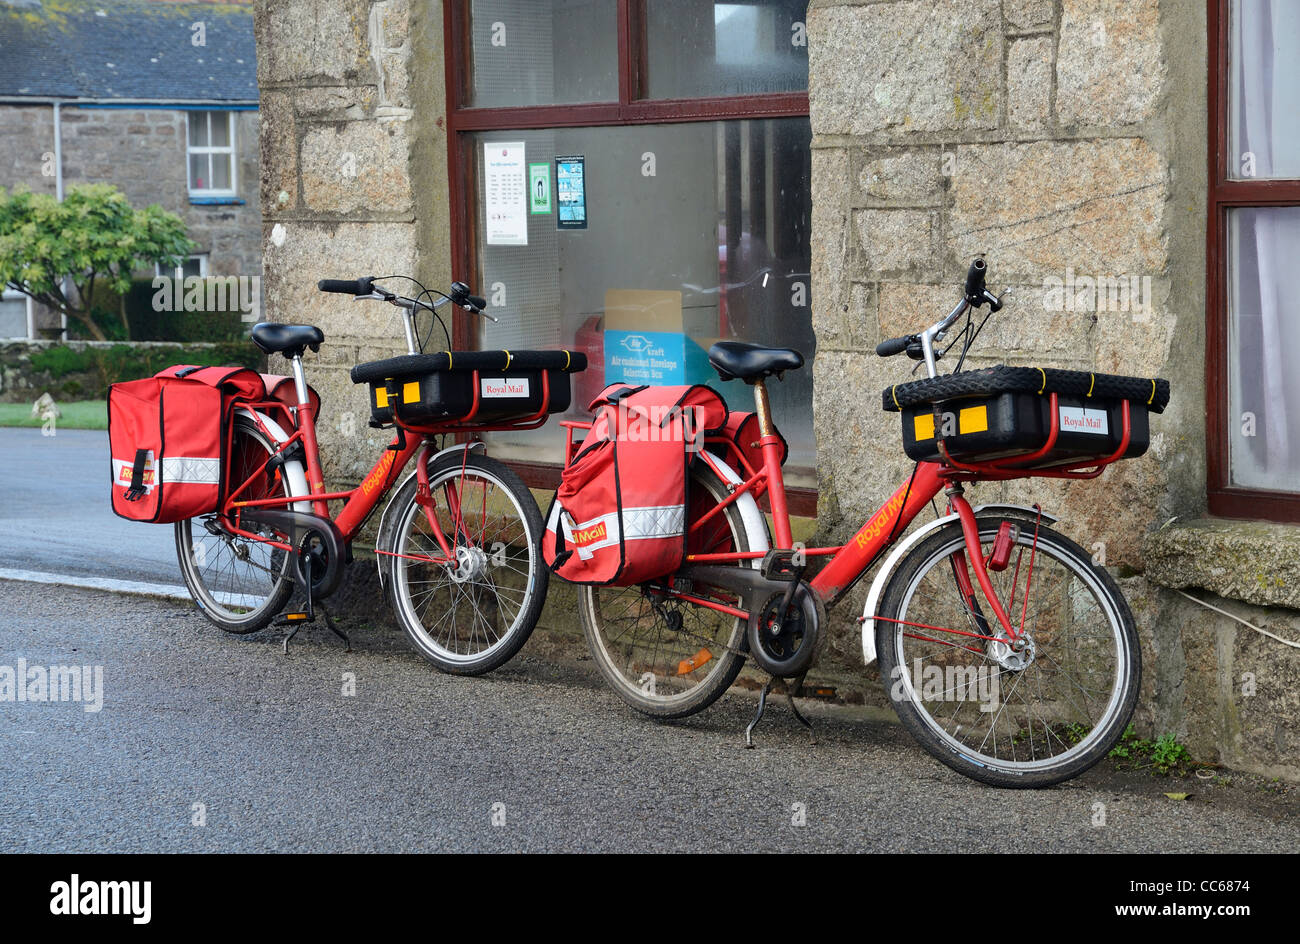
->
[156,254,210,281]
[185,112,237,198]
[0,287,34,340]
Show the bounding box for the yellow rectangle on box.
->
[959,405,988,433]
[913,413,935,441]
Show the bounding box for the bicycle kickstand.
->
[744,677,775,748]
[745,673,817,748]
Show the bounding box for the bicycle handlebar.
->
[875,334,915,358]
[317,277,375,296]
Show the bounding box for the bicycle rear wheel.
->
[175,414,296,633]
[578,462,753,719]
[876,516,1139,787]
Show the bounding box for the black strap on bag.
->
[549,514,573,571]
[123,448,149,502]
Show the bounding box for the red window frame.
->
[1206,0,1300,522]
[441,0,817,515]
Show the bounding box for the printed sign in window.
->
[555,155,587,229]
[528,162,552,215]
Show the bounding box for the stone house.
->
[253,0,1300,779]
[0,0,261,339]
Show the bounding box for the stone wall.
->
[254,0,451,485]
[807,0,1300,779]
[0,104,262,281]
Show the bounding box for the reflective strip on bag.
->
[162,456,221,485]
[621,505,685,541]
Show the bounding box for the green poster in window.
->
[528,162,552,215]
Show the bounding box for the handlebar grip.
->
[876,335,913,357]
[467,294,487,311]
[317,277,374,295]
[964,258,987,301]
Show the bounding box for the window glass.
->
[467,118,814,484]
[188,111,208,147]
[644,0,809,99]
[1227,206,1300,492]
[189,153,208,191]
[1229,0,1300,179]
[467,0,619,107]
[0,292,27,339]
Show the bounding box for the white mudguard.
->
[237,408,311,514]
[695,450,771,566]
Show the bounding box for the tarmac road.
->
[2,579,1298,853]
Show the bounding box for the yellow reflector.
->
[913,413,935,441]
[959,405,988,434]
[403,380,421,403]
[286,613,309,621]
[375,387,390,408]
[676,648,713,675]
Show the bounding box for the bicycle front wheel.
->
[385,452,546,675]
[876,516,1139,788]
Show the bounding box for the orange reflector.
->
[286,613,309,621]
[676,647,713,675]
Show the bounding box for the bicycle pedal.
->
[277,611,315,625]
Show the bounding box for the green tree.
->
[0,184,194,341]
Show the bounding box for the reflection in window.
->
[467,118,814,483]
[645,0,809,99]
[467,0,619,107]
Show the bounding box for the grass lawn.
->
[0,400,107,430]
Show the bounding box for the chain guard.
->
[746,583,822,678]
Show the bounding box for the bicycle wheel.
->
[876,516,1139,788]
[385,452,546,675]
[579,462,753,719]
[175,414,296,633]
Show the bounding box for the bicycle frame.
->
[216,362,531,569]
[678,376,1136,647]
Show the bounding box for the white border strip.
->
[0,568,192,601]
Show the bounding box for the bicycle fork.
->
[943,482,1040,655]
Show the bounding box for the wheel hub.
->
[989,633,1036,671]
[449,545,488,583]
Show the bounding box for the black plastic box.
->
[900,391,1151,467]
[369,368,573,427]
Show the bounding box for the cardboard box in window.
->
[603,289,716,387]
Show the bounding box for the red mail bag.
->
[108,365,266,523]
[544,383,727,586]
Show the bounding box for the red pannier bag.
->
[108,365,266,523]
[708,410,787,479]
[543,383,728,585]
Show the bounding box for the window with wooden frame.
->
[1207,0,1300,521]
[444,1,816,513]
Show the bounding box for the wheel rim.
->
[177,422,293,622]
[582,469,747,707]
[889,528,1129,772]
[392,463,536,664]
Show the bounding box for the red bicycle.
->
[174,276,585,675]
[576,258,1166,787]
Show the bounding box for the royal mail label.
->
[1059,405,1109,435]
[481,377,530,398]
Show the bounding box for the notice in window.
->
[528,162,552,215]
[485,142,528,246]
[556,155,587,229]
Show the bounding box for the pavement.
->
[0,427,186,595]
[2,425,1299,852]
